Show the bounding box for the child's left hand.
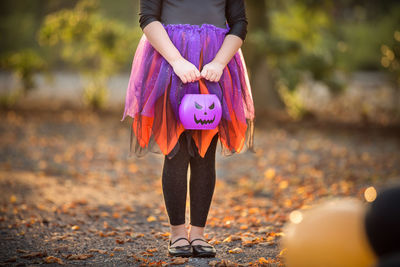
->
[200,61,225,82]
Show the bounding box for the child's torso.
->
[160,0,227,29]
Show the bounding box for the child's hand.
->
[200,61,225,82]
[170,57,201,83]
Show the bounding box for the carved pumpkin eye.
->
[209,103,215,110]
[195,102,203,109]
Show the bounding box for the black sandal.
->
[168,237,193,257]
[190,238,216,257]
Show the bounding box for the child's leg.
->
[189,133,219,228]
[161,132,191,226]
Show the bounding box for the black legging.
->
[161,131,218,227]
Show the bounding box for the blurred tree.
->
[0,0,139,71]
[0,0,79,54]
[1,0,399,117]
[245,0,343,118]
[244,0,285,112]
[1,49,46,93]
[38,0,141,109]
[381,31,400,84]
[98,0,138,26]
[244,0,400,119]
[0,49,47,108]
[381,30,400,116]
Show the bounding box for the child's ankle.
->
[189,224,205,237]
[170,223,188,236]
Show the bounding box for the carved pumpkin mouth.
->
[194,114,216,125]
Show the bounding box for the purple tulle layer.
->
[121,23,255,159]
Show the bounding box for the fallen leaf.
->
[239,224,249,230]
[115,238,125,244]
[279,180,289,190]
[222,235,242,242]
[170,257,188,265]
[228,247,243,254]
[88,248,107,254]
[278,248,287,257]
[66,254,93,260]
[147,215,156,222]
[140,251,154,256]
[264,168,276,180]
[44,256,64,264]
[258,257,271,264]
[20,251,47,258]
[10,195,17,203]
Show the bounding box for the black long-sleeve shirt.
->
[138,0,248,41]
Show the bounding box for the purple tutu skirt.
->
[121,23,255,159]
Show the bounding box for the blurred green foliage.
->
[1,49,46,92]
[381,30,400,85]
[337,6,400,72]
[250,0,400,91]
[0,0,399,113]
[37,0,141,109]
[244,0,400,118]
[0,0,79,54]
[267,1,342,92]
[0,49,46,108]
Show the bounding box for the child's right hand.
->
[170,57,201,84]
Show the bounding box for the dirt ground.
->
[0,108,399,266]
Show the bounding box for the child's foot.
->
[168,236,192,257]
[188,224,206,245]
[169,224,189,248]
[189,236,216,257]
[169,235,190,247]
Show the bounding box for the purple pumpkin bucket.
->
[179,93,222,130]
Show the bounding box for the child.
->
[121,0,255,258]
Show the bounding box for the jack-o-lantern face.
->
[179,94,222,130]
[194,101,216,125]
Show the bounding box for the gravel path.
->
[1,109,399,266]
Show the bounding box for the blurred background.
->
[1,1,400,265]
[0,0,399,124]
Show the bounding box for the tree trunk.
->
[243,0,285,112]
